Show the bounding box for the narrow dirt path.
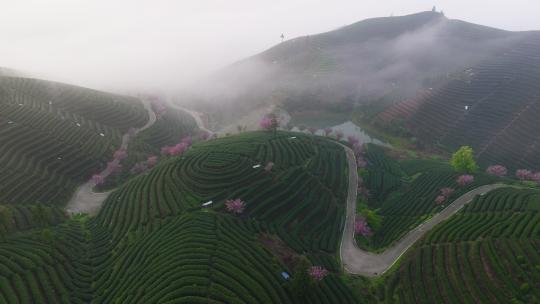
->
[65,99,157,215]
[339,144,508,277]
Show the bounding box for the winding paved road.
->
[167,101,213,134]
[339,144,508,277]
[65,99,157,215]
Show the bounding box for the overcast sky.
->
[0,0,538,92]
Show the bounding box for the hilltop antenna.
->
[280,33,285,42]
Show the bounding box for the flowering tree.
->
[225,199,246,214]
[486,165,507,177]
[531,172,540,185]
[181,136,192,146]
[107,161,122,174]
[130,162,148,174]
[260,114,279,137]
[457,174,474,186]
[336,131,344,141]
[113,149,128,161]
[199,131,210,141]
[92,174,105,186]
[354,217,372,237]
[161,146,172,155]
[308,127,317,135]
[435,195,446,204]
[516,169,532,180]
[324,128,332,136]
[147,156,159,167]
[259,117,273,130]
[347,136,359,145]
[353,143,364,156]
[440,187,455,198]
[308,266,329,281]
[151,100,167,118]
[169,143,188,156]
[161,142,189,156]
[264,162,274,172]
[357,159,367,168]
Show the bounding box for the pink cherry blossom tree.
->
[440,187,455,198]
[324,128,332,136]
[225,199,246,214]
[169,142,188,156]
[260,117,272,130]
[107,161,122,174]
[354,217,372,237]
[92,174,105,186]
[130,162,148,174]
[264,162,274,172]
[113,149,128,161]
[181,136,192,146]
[199,131,210,141]
[486,165,507,177]
[161,146,172,155]
[147,156,159,167]
[347,136,359,145]
[308,266,329,281]
[457,174,474,186]
[516,169,532,180]
[531,172,540,185]
[151,100,167,118]
[357,159,367,168]
[353,143,364,156]
[260,114,279,137]
[435,195,446,204]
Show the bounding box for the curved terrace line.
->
[339,144,508,277]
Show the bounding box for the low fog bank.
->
[179,12,528,128]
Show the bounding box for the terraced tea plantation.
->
[0,77,149,206]
[384,187,540,303]
[379,33,540,171]
[0,130,358,303]
[362,145,495,249]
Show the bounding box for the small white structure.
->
[18,103,23,106]
[7,120,13,124]
[252,164,261,169]
[202,201,213,207]
[289,136,297,139]
[465,105,470,110]
[99,133,105,137]
[48,101,53,105]
[76,123,81,127]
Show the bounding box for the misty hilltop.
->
[188,11,537,123]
